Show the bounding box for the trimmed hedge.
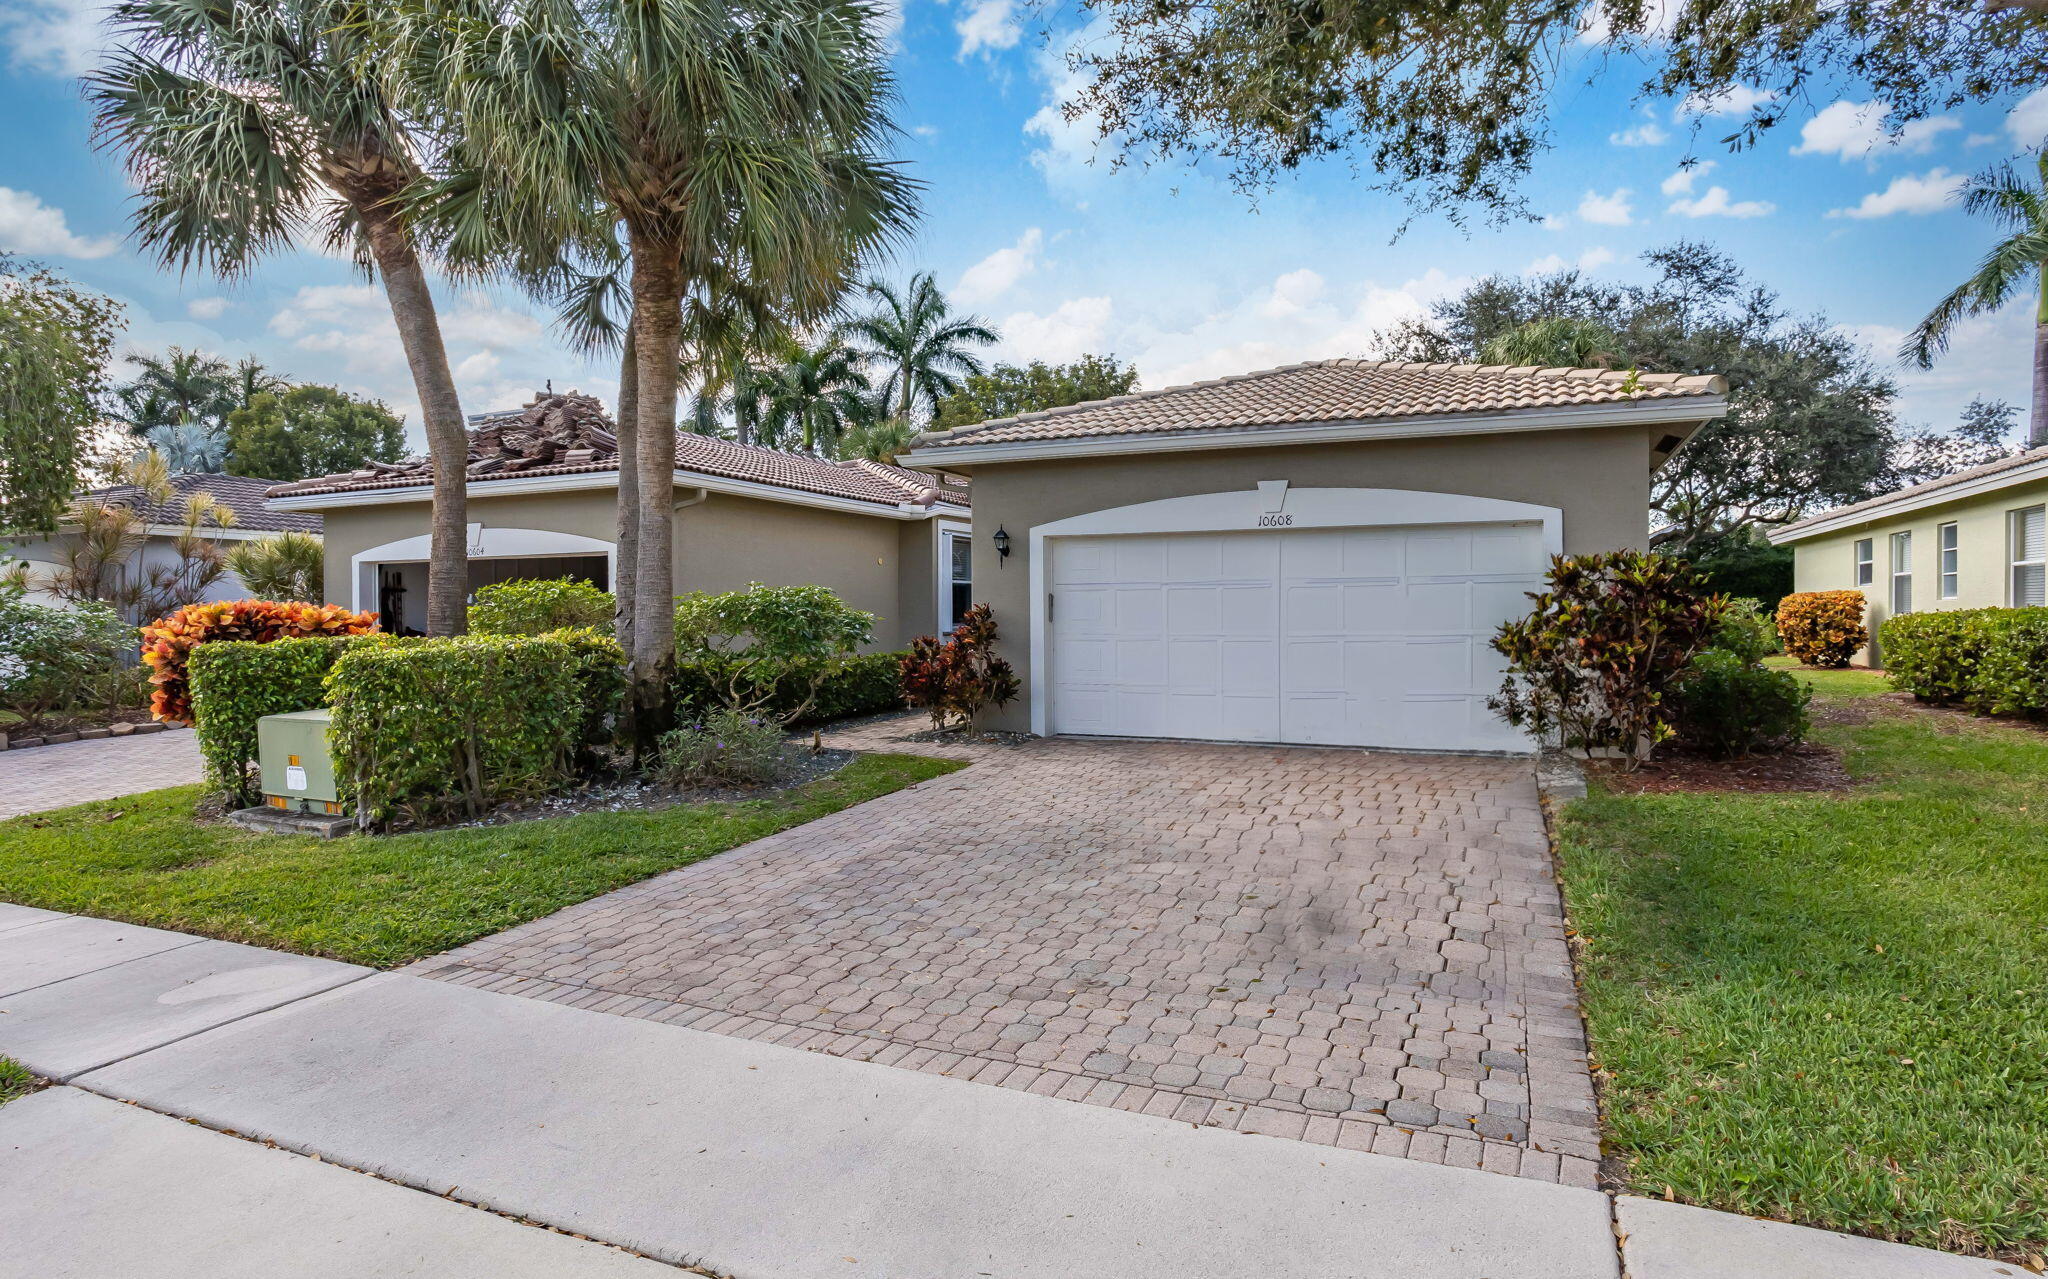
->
[672,650,905,726]
[327,634,586,827]
[469,578,614,635]
[189,636,357,806]
[543,626,627,763]
[1881,607,2048,717]
[1776,590,1869,668]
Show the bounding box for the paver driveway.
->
[0,728,202,819]
[421,715,1600,1185]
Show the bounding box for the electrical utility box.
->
[257,709,346,816]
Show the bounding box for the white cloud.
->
[1577,245,1617,270]
[0,0,112,77]
[1578,0,1678,44]
[1526,246,1616,275]
[1793,101,1961,161]
[1827,168,1966,219]
[185,296,229,321]
[1260,268,1326,318]
[1678,85,1775,118]
[1666,185,1774,218]
[1577,188,1634,226]
[996,296,1113,363]
[954,227,1043,305]
[1023,17,1121,185]
[1659,160,1716,196]
[0,186,118,258]
[1540,214,1569,231]
[1610,115,1670,148]
[2006,86,2048,148]
[955,0,1020,58]
[1841,311,2031,429]
[912,124,939,140]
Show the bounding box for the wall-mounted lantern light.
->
[992,525,1012,563]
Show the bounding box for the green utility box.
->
[257,708,347,816]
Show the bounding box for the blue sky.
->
[2,0,2044,447]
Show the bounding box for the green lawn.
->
[0,754,962,968]
[1760,654,1894,699]
[1560,668,2048,1258]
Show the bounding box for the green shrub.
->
[1490,552,1725,762]
[1776,590,1868,668]
[327,634,583,827]
[654,708,793,786]
[545,626,627,761]
[1710,598,1781,664]
[673,583,875,722]
[0,595,132,730]
[469,578,614,635]
[1969,609,2048,717]
[190,636,357,806]
[672,650,904,725]
[1880,609,2004,704]
[1671,649,1812,758]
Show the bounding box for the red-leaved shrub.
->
[140,599,378,724]
[900,604,1020,732]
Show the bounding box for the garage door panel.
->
[1049,523,1542,751]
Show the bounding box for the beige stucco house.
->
[262,395,972,649]
[902,359,1728,753]
[1767,445,2048,665]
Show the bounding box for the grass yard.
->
[0,753,962,968]
[1559,665,2048,1258]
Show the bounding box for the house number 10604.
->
[1256,513,1294,527]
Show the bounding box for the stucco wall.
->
[4,531,259,610]
[311,482,936,649]
[942,425,1663,732]
[1788,475,2048,665]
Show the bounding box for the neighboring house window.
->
[1889,531,1913,615]
[2014,504,2046,608]
[941,527,973,630]
[1853,538,1874,587]
[1938,522,1959,600]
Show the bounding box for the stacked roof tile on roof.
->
[912,358,1726,450]
[266,393,969,510]
[85,473,322,534]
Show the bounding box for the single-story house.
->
[1767,444,2048,664]
[263,392,973,646]
[4,473,321,610]
[901,359,1728,753]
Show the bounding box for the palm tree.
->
[412,0,920,739]
[125,347,232,427]
[753,336,874,453]
[1479,317,1627,370]
[90,0,474,635]
[835,416,917,463]
[225,529,325,601]
[845,274,997,423]
[1907,154,2048,450]
[229,357,287,413]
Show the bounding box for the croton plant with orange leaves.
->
[140,599,378,724]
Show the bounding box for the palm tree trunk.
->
[628,235,684,750]
[2033,265,2048,449]
[359,203,467,636]
[614,319,640,654]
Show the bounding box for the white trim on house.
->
[935,518,972,634]
[1023,485,1565,738]
[903,397,1723,468]
[348,527,617,613]
[268,467,970,523]
[1769,454,2048,545]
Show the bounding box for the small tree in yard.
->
[673,584,875,725]
[1489,552,1724,765]
[901,604,1020,732]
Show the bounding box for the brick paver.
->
[420,715,1601,1185]
[0,728,202,819]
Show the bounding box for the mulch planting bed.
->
[1591,742,1855,795]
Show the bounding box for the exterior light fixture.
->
[992,526,1012,562]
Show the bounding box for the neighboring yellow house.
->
[1768,446,2048,665]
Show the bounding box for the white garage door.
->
[1047,523,1547,753]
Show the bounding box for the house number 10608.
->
[1256,513,1294,527]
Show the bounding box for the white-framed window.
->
[939,525,973,631]
[1889,530,1913,616]
[1853,537,1874,587]
[2013,504,2046,607]
[1938,522,1959,600]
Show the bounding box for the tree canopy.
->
[1376,243,1898,549]
[0,256,124,536]
[934,355,1140,427]
[225,384,408,481]
[1063,0,2048,214]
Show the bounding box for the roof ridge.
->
[1776,443,2048,535]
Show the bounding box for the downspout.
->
[671,486,709,599]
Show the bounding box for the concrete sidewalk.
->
[2,913,2024,1279]
[0,1089,675,1278]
